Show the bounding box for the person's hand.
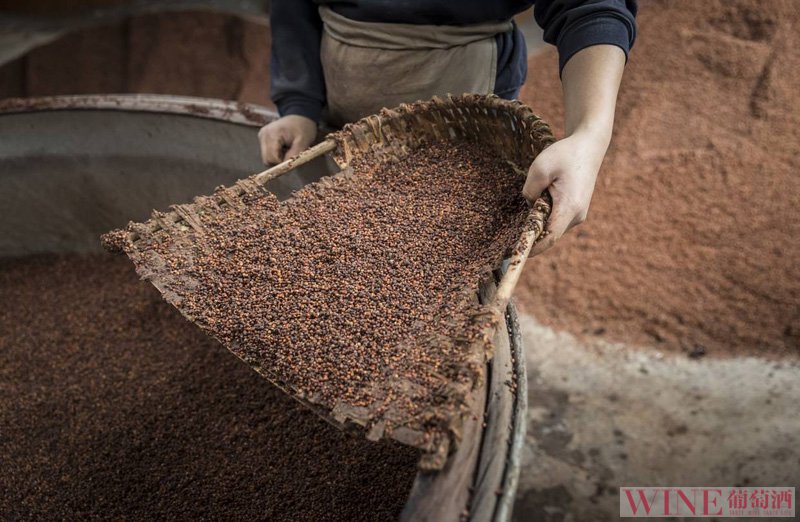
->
[522,130,607,256]
[521,44,626,256]
[258,115,317,165]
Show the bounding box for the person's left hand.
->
[522,130,608,256]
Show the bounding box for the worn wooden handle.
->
[492,195,551,313]
[254,139,337,185]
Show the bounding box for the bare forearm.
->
[523,44,628,256]
[562,45,626,147]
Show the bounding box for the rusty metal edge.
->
[0,94,279,127]
[494,303,527,522]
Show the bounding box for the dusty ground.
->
[513,313,800,522]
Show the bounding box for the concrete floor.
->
[512,313,800,521]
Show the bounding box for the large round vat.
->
[0,94,527,521]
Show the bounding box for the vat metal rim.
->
[494,302,527,522]
[0,94,278,127]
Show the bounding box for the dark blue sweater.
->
[271,0,637,123]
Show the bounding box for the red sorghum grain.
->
[109,141,531,448]
[0,254,418,520]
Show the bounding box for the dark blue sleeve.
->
[534,0,637,74]
[270,0,326,122]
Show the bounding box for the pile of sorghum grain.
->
[0,254,418,520]
[113,141,530,444]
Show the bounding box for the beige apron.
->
[319,6,513,127]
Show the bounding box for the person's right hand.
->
[258,115,317,165]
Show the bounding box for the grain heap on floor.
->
[518,0,799,358]
[105,141,531,464]
[0,255,418,521]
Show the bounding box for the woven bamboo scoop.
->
[105,94,554,469]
